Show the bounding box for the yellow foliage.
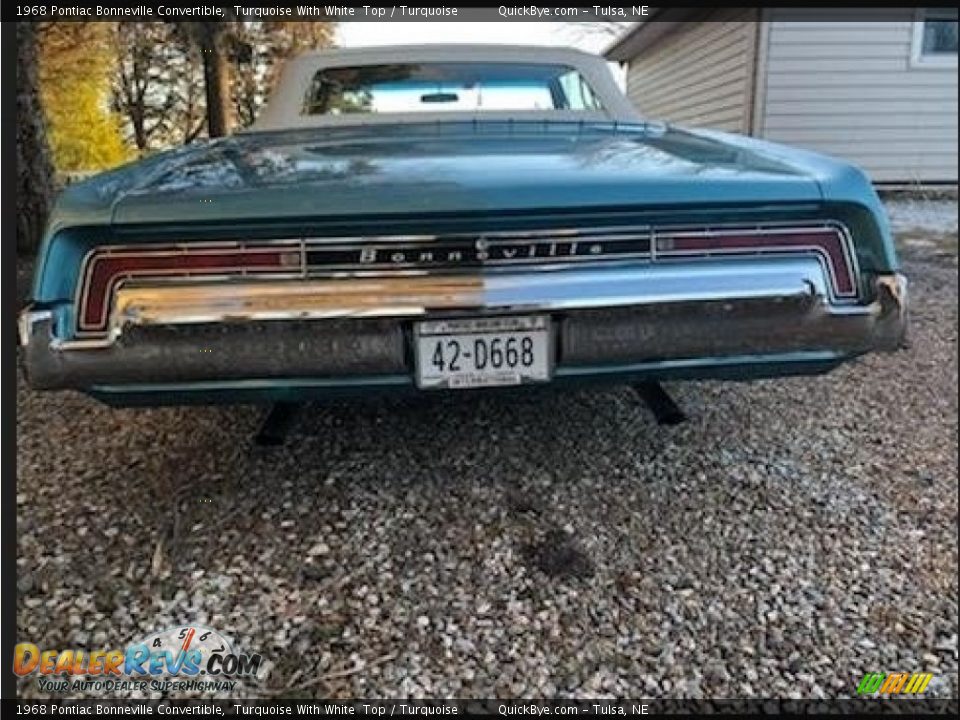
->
[44,83,131,173]
[38,23,132,172]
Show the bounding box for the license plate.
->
[415,316,552,390]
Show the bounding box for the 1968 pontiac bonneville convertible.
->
[20,45,907,407]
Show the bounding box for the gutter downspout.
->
[750,11,771,137]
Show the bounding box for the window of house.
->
[913,8,959,66]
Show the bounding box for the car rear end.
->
[19,176,906,405]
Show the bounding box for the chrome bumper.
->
[19,261,907,391]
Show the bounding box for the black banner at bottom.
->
[4,698,960,716]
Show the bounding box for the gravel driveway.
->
[16,219,958,699]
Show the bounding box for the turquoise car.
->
[19,45,907,407]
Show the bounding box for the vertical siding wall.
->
[761,13,959,183]
[624,9,759,132]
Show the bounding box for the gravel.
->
[16,219,958,700]
[885,196,958,237]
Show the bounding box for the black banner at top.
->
[4,3,957,23]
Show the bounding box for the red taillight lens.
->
[77,245,300,332]
[654,226,857,299]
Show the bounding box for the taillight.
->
[654,225,857,299]
[77,244,301,333]
[75,224,859,335]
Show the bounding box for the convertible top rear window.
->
[303,62,605,115]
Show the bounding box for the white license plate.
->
[415,316,552,390]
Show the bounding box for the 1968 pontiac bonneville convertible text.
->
[20,45,907,406]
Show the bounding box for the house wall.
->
[623,9,760,133]
[759,11,958,183]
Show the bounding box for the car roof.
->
[289,44,601,64]
[250,44,639,131]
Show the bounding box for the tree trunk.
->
[16,23,56,255]
[132,102,148,151]
[197,23,232,137]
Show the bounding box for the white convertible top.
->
[250,44,639,131]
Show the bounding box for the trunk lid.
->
[110,122,824,226]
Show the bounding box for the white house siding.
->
[623,9,760,132]
[760,13,959,183]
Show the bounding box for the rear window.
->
[303,62,605,115]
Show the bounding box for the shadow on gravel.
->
[521,529,596,580]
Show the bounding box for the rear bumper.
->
[19,262,907,395]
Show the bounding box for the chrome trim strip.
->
[654,221,860,302]
[658,248,850,302]
[82,220,849,250]
[49,258,879,351]
[72,226,657,335]
[71,221,859,339]
[75,243,301,332]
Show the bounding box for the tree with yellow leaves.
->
[38,22,131,173]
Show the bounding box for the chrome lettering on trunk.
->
[345,237,632,269]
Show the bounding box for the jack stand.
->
[631,381,687,425]
[254,402,302,446]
